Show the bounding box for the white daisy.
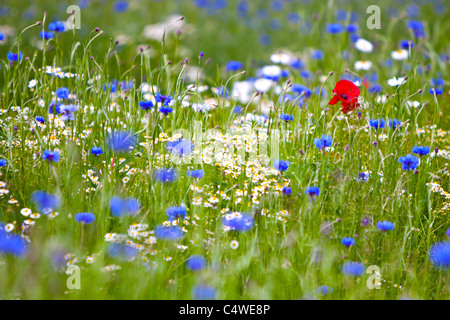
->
[391,49,408,60]
[354,60,372,70]
[354,38,373,53]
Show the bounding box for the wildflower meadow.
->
[0,0,449,302]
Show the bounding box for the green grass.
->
[0,0,448,300]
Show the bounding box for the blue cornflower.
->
[223,213,254,232]
[186,255,207,271]
[0,159,6,167]
[91,147,103,156]
[300,70,311,79]
[153,168,178,183]
[35,116,46,124]
[428,241,450,269]
[155,225,184,240]
[0,33,4,41]
[377,221,394,231]
[0,232,28,257]
[327,23,344,34]
[290,59,304,69]
[280,113,294,122]
[31,191,60,214]
[74,212,95,224]
[369,119,386,130]
[287,12,300,24]
[317,285,332,296]
[159,106,173,115]
[389,119,401,130]
[166,206,186,222]
[155,92,173,106]
[398,154,420,170]
[139,100,154,111]
[341,261,365,276]
[114,0,128,12]
[346,24,358,33]
[213,86,230,98]
[226,61,243,72]
[7,51,22,62]
[110,196,140,217]
[271,0,283,11]
[412,146,430,156]
[48,21,66,32]
[305,187,320,199]
[314,135,333,150]
[107,131,138,153]
[430,78,444,87]
[193,285,216,300]
[166,139,194,156]
[273,160,290,172]
[311,50,324,60]
[39,31,54,39]
[258,34,272,46]
[56,87,70,99]
[107,243,138,259]
[356,172,369,183]
[282,186,292,196]
[349,33,360,43]
[60,104,77,121]
[233,106,242,114]
[291,84,311,97]
[368,84,382,94]
[341,237,356,247]
[429,88,443,95]
[407,20,425,38]
[400,40,414,49]
[48,101,61,114]
[42,150,60,163]
[187,169,204,179]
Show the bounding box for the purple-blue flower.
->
[223,213,254,232]
[398,154,420,170]
[186,255,207,271]
[412,146,430,156]
[280,113,294,122]
[274,160,290,172]
[107,131,138,153]
[187,169,204,179]
[48,21,65,32]
[7,51,22,62]
[31,191,60,214]
[139,100,154,111]
[226,61,244,72]
[56,87,70,100]
[314,135,333,150]
[341,237,356,247]
[341,261,365,276]
[369,119,386,130]
[91,147,103,156]
[166,206,186,222]
[60,104,77,121]
[42,150,60,163]
[377,221,394,231]
[153,168,179,183]
[155,225,184,240]
[305,186,320,199]
[74,212,95,224]
[110,196,140,217]
[428,241,450,269]
[192,285,216,300]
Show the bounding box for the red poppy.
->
[328,79,360,114]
